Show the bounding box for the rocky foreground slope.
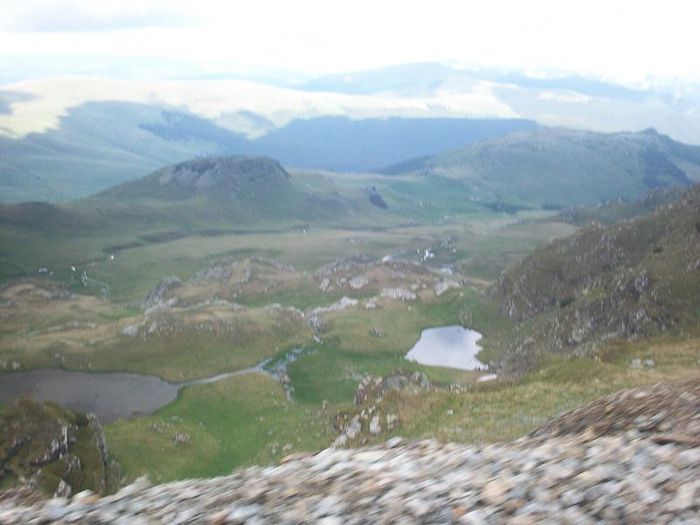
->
[1,380,699,524]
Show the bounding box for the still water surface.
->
[0,363,267,423]
[405,325,485,370]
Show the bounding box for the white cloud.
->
[0,0,200,31]
[537,92,592,104]
[0,76,518,138]
[0,0,699,85]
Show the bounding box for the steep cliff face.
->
[0,397,118,497]
[492,184,700,358]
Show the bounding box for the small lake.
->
[0,352,302,423]
[405,325,486,371]
[0,363,271,424]
[0,369,180,423]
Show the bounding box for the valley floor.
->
[1,205,699,490]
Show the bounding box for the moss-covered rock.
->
[0,396,118,497]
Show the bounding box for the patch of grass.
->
[289,292,493,403]
[105,373,334,483]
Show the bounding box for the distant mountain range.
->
[1,62,700,203]
[381,128,700,207]
[0,100,534,202]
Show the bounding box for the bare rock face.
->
[158,156,290,192]
[367,186,388,209]
[142,276,182,309]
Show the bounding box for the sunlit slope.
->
[382,128,700,207]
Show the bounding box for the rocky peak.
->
[157,156,290,192]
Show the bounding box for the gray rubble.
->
[1,433,699,524]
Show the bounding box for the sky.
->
[1,0,699,86]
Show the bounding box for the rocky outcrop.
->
[380,287,416,301]
[434,278,461,296]
[307,297,358,331]
[0,397,115,498]
[492,184,700,361]
[352,370,431,406]
[158,156,290,192]
[331,371,431,447]
[142,276,181,309]
[367,186,388,209]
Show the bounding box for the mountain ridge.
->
[0,99,535,203]
[381,127,700,207]
[99,155,292,200]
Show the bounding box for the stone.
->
[72,490,97,504]
[482,478,513,505]
[460,509,488,525]
[43,499,70,521]
[227,503,263,522]
[667,481,699,511]
[369,416,382,435]
[560,488,584,507]
[121,324,139,337]
[345,416,361,439]
[54,479,72,498]
[3,401,700,525]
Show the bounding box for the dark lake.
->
[0,361,270,423]
[0,368,180,423]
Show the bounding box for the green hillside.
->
[0,155,413,289]
[0,102,216,203]
[0,99,534,203]
[490,183,700,371]
[381,128,700,208]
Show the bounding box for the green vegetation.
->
[0,397,115,496]
[491,184,700,367]
[346,335,700,445]
[554,186,686,225]
[105,374,334,482]
[3,150,700,492]
[382,128,700,207]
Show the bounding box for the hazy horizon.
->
[2,0,700,88]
